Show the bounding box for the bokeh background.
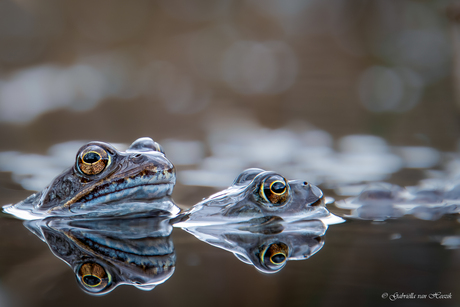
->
[0,1,460,306]
[0,0,459,150]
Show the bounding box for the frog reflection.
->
[179,217,327,273]
[25,213,175,295]
[4,137,179,220]
[177,168,336,225]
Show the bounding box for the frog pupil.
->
[83,152,100,164]
[271,182,285,193]
[83,275,101,286]
[271,254,286,264]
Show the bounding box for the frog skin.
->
[3,137,179,220]
[179,217,326,273]
[174,168,340,226]
[25,213,176,295]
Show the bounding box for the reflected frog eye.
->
[260,242,289,270]
[77,145,111,176]
[259,176,290,206]
[77,262,111,293]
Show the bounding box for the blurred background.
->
[0,0,459,147]
[0,0,460,306]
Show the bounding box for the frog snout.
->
[309,184,323,199]
[290,180,324,203]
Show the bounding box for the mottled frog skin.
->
[175,168,335,226]
[25,213,175,295]
[3,137,179,219]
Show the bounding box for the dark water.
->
[0,207,458,307]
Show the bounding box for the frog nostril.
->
[131,154,143,163]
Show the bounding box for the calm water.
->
[0,205,458,307]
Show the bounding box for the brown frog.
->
[3,137,179,219]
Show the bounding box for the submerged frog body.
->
[3,137,179,219]
[25,214,175,295]
[175,168,339,226]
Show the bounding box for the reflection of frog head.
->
[178,168,328,225]
[25,215,176,295]
[181,218,326,273]
[4,137,179,219]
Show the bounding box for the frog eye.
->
[77,262,111,293]
[77,145,111,176]
[270,181,286,194]
[260,242,289,271]
[259,176,290,206]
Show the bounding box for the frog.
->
[179,217,326,273]
[3,137,179,220]
[25,213,176,295]
[174,168,341,226]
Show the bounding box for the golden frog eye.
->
[260,176,289,206]
[260,242,289,270]
[270,181,286,194]
[77,262,111,293]
[77,145,110,176]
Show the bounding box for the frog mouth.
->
[77,172,174,203]
[51,168,175,213]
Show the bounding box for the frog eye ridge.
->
[259,175,290,206]
[77,145,111,176]
[233,168,265,185]
[127,137,164,154]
